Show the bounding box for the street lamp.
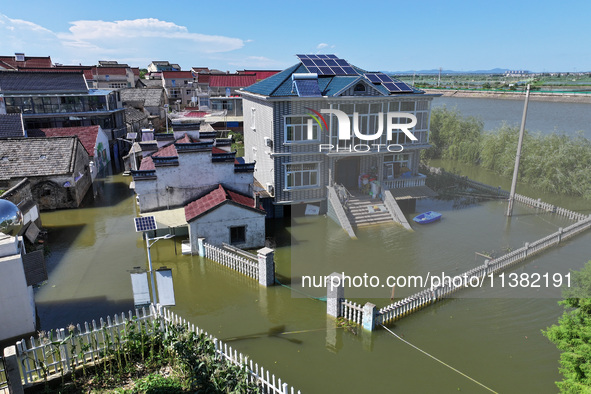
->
[164,104,169,133]
[145,233,174,304]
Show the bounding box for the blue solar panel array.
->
[296,55,358,76]
[365,73,414,93]
[293,79,322,97]
[134,216,157,232]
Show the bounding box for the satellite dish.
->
[0,199,23,236]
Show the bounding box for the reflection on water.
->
[36,172,591,393]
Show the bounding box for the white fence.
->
[13,305,300,393]
[375,215,591,326]
[382,174,427,190]
[203,242,259,280]
[340,300,363,325]
[161,307,300,394]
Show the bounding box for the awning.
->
[389,185,438,200]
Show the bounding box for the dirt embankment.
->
[423,89,591,104]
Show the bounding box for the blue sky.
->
[0,0,588,72]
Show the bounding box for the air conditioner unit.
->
[266,183,275,197]
[264,137,273,148]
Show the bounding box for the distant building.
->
[0,53,52,69]
[161,71,196,109]
[147,61,181,73]
[0,70,126,170]
[504,70,530,77]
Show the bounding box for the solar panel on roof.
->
[378,73,392,82]
[301,59,315,67]
[307,66,321,74]
[331,66,347,75]
[382,82,400,92]
[293,79,322,97]
[394,82,414,92]
[134,216,157,232]
[341,66,357,75]
[366,74,381,83]
[297,55,358,76]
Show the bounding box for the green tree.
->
[543,261,591,392]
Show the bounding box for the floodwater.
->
[35,166,591,393]
[433,96,591,138]
[34,96,591,393]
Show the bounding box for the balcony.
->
[382,173,427,190]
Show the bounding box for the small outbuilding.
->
[185,184,265,253]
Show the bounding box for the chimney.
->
[254,194,260,209]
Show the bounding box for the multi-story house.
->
[239,54,440,217]
[0,71,127,170]
[161,71,196,109]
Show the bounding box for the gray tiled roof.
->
[0,71,89,93]
[0,137,81,180]
[125,107,148,124]
[121,88,165,107]
[0,114,25,138]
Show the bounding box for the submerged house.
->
[131,134,263,250]
[239,54,439,218]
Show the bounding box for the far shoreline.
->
[423,88,591,104]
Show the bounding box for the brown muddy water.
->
[35,165,591,393]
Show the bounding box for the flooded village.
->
[1,51,591,393]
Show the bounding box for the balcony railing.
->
[382,173,426,189]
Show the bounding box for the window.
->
[383,154,411,179]
[230,226,246,245]
[250,107,256,130]
[284,116,319,142]
[105,75,110,81]
[285,163,319,189]
[354,83,366,92]
[171,79,176,87]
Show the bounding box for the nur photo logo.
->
[304,107,418,153]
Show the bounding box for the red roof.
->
[151,134,194,158]
[209,74,257,88]
[96,67,127,76]
[132,68,140,77]
[140,156,155,170]
[162,71,194,79]
[0,55,52,69]
[184,184,263,222]
[238,70,280,80]
[197,74,211,84]
[185,111,207,118]
[28,126,100,157]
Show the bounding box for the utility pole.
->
[506,84,530,217]
[438,67,442,87]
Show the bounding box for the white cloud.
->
[58,18,244,54]
[0,14,245,67]
[316,43,329,50]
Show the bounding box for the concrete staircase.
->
[347,194,394,227]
